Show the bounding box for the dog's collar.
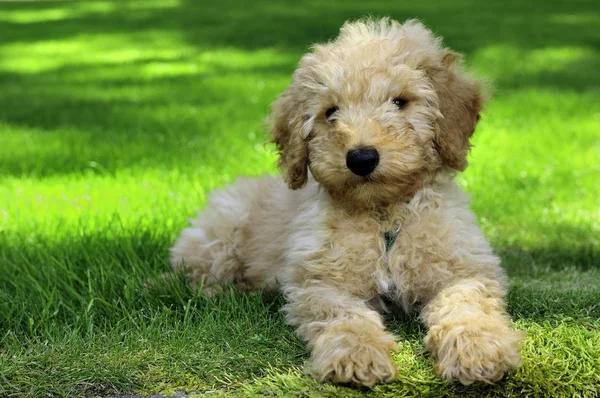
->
[383,227,400,281]
[384,228,399,253]
[381,200,409,253]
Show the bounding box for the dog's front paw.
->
[308,328,398,388]
[425,319,523,385]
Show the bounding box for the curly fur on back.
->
[169,18,522,387]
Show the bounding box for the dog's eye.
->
[391,98,408,109]
[325,106,339,121]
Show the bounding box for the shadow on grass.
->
[1,221,598,340]
[1,0,598,51]
[0,59,285,178]
[1,227,598,397]
[0,0,598,179]
[0,55,597,179]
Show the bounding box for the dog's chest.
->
[374,224,409,310]
[375,206,422,313]
[328,209,409,309]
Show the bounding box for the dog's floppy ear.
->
[269,88,311,190]
[430,51,484,171]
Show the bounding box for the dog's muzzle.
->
[346,147,379,176]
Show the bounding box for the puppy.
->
[170,18,523,387]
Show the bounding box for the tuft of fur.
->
[168,18,522,388]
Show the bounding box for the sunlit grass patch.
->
[229,320,600,397]
[472,45,597,75]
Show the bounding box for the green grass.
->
[0,0,599,396]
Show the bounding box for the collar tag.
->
[384,229,399,253]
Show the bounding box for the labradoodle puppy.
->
[169,18,523,387]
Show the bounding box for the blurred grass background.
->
[0,0,599,397]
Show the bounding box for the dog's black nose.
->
[346,147,380,176]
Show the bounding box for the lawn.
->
[0,0,599,397]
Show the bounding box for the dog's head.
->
[270,18,484,206]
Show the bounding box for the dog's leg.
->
[420,277,523,384]
[168,178,273,293]
[283,284,398,387]
[169,226,245,294]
